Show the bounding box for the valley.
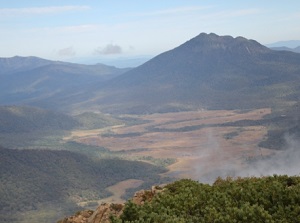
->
[65,108,274,182]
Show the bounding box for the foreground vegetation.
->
[114,176,300,222]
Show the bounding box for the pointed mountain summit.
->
[82,33,300,114]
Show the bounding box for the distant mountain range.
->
[0,56,130,111]
[78,33,300,114]
[68,55,153,68]
[270,46,300,53]
[2,34,300,114]
[266,40,300,48]
[0,56,130,77]
[266,40,300,53]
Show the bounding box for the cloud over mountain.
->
[57,46,76,57]
[94,44,123,55]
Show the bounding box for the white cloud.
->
[94,44,123,55]
[57,47,76,57]
[0,5,90,17]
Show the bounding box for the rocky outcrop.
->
[87,203,124,223]
[132,185,165,205]
[57,210,94,223]
[57,203,123,223]
[57,185,166,223]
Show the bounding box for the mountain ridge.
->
[266,40,300,48]
[0,56,131,111]
[77,33,300,114]
[0,56,59,74]
[270,46,300,53]
[2,33,300,114]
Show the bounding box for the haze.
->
[1,0,300,66]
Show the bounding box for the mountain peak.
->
[182,32,270,55]
[89,33,300,114]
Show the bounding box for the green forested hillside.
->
[75,112,123,129]
[114,176,300,222]
[0,105,80,149]
[0,106,126,149]
[0,106,78,133]
[0,147,167,223]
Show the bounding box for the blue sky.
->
[1,1,300,65]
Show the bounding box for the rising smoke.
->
[199,131,300,184]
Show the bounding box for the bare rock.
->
[57,184,166,223]
[88,203,124,223]
[132,185,165,205]
[57,210,94,223]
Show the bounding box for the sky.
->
[1,0,300,66]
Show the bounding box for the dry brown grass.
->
[66,108,274,180]
[63,125,125,140]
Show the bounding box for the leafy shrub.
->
[115,176,300,222]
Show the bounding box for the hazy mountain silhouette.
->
[0,56,57,74]
[270,46,300,53]
[266,40,300,48]
[79,33,300,114]
[0,56,130,110]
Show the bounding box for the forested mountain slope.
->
[82,33,300,114]
[0,105,78,133]
[0,146,167,223]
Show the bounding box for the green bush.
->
[116,176,300,222]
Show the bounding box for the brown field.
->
[63,124,125,140]
[66,108,275,181]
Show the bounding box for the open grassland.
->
[63,124,125,140]
[65,108,274,181]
